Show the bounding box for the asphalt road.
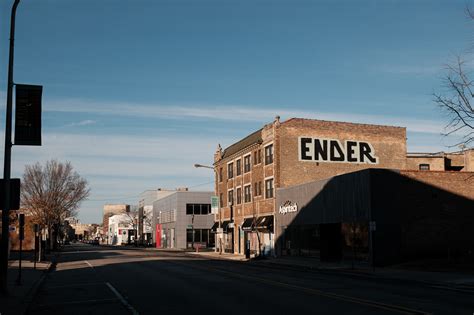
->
[28,243,474,315]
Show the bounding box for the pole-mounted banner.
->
[14,84,42,146]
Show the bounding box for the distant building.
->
[103,204,130,243]
[66,218,97,241]
[108,213,136,245]
[153,190,214,250]
[137,189,176,246]
[406,150,474,172]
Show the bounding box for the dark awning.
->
[256,215,274,233]
[241,217,255,231]
[210,222,219,233]
[221,221,230,232]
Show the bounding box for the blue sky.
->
[0,0,472,223]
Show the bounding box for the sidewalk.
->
[188,251,474,293]
[187,250,247,261]
[0,252,53,315]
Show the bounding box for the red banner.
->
[155,224,162,248]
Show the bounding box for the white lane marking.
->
[85,260,94,268]
[106,282,139,315]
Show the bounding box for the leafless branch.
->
[20,159,90,228]
[435,56,474,147]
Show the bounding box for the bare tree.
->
[434,56,474,147]
[21,160,90,249]
[434,6,474,147]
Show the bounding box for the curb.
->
[185,251,248,262]
[23,254,58,315]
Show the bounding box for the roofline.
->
[281,117,406,130]
[219,127,263,160]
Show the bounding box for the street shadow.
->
[24,248,474,315]
[275,168,474,267]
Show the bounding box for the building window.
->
[254,149,262,165]
[219,193,223,208]
[265,178,274,198]
[186,204,211,215]
[219,167,223,182]
[244,155,251,173]
[265,144,273,165]
[236,159,242,176]
[228,189,234,206]
[228,162,234,179]
[186,229,193,244]
[186,204,193,215]
[244,185,251,202]
[419,164,430,171]
[254,181,262,196]
[236,187,242,204]
[186,229,212,248]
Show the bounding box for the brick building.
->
[407,150,474,172]
[213,117,473,261]
[213,117,410,255]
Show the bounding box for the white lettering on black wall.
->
[298,137,378,164]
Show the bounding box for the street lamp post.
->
[191,214,194,250]
[193,163,221,253]
[193,163,214,169]
[1,0,21,295]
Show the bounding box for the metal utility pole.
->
[191,214,195,250]
[1,0,21,295]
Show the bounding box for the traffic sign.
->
[0,178,21,210]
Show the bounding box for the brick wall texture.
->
[278,118,407,187]
[398,171,474,257]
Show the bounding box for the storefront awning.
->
[241,217,255,231]
[256,215,274,233]
[221,221,230,232]
[210,222,219,233]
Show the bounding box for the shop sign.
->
[299,137,378,164]
[279,201,298,215]
[211,196,219,214]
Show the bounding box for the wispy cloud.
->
[375,64,442,76]
[40,97,447,134]
[8,132,221,175]
[5,131,220,222]
[64,119,97,127]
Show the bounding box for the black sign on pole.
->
[14,84,42,146]
[0,178,20,210]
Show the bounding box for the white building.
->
[108,213,136,245]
